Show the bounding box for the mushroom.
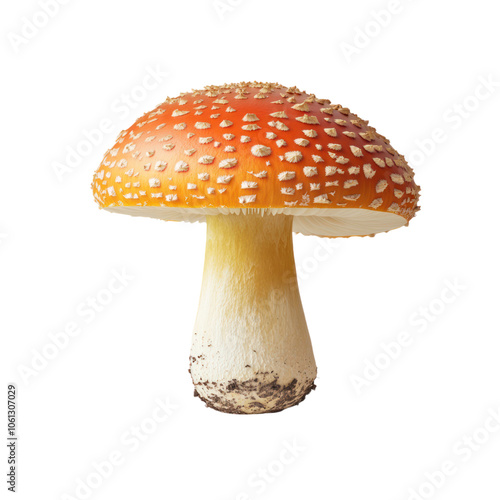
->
[92,82,420,414]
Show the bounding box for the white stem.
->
[190,214,317,414]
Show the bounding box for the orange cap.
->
[92,82,420,237]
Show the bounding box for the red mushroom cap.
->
[92,82,420,237]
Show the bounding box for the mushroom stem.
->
[190,213,317,414]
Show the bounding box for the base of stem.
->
[192,376,316,414]
[190,214,317,414]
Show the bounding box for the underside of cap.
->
[103,205,407,238]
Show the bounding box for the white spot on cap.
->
[363,164,376,179]
[292,102,310,112]
[241,181,258,189]
[248,170,267,178]
[149,178,161,188]
[239,195,256,204]
[199,137,214,144]
[195,122,211,129]
[219,158,238,169]
[350,145,363,157]
[296,115,319,125]
[344,179,358,189]
[174,161,189,172]
[390,173,405,185]
[281,187,295,195]
[335,156,349,165]
[284,151,303,163]
[303,129,318,138]
[220,120,233,128]
[242,124,261,131]
[369,198,383,208]
[278,171,296,181]
[344,194,360,201]
[187,183,197,190]
[107,186,116,196]
[376,180,388,192]
[275,121,289,131]
[165,194,178,201]
[294,138,310,147]
[243,113,260,122]
[313,194,331,204]
[198,173,210,181]
[217,175,233,184]
[270,111,288,119]
[359,131,375,141]
[251,145,272,157]
[303,166,318,177]
[198,155,215,164]
[155,161,167,171]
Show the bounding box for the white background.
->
[2,1,500,499]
